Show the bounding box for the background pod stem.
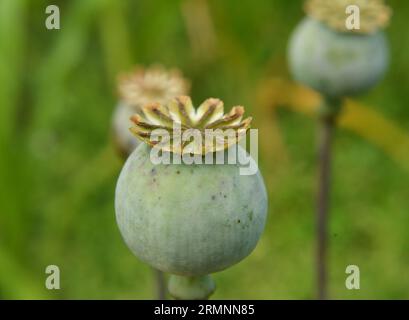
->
[316,96,342,300]
[168,274,216,300]
[153,268,167,299]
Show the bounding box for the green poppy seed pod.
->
[112,66,190,158]
[288,17,389,98]
[115,96,268,299]
[112,102,140,158]
[116,143,267,275]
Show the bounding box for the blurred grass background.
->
[0,0,408,299]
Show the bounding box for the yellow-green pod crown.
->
[129,96,252,155]
[305,0,391,34]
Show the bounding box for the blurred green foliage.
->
[0,0,408,299]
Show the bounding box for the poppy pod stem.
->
[168,274,215,300]
[316,96,342,300]
[153,268,167,300]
